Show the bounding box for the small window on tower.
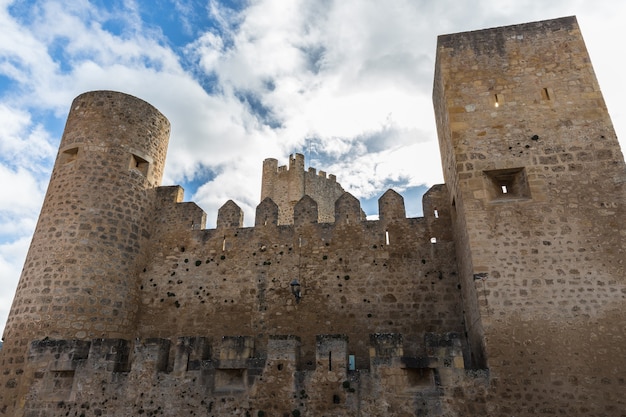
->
[484,167,530,201]
[493,93,503,108]
[130,154,149,177]
[59,147,80,165]
[541,87,554,101]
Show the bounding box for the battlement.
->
[437,15,578,52]
[261,153,345,224]
[27,332,465,376]
[24,332,471,415]
[215,185,442,230]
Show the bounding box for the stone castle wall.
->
[1,15,625,417]
[136,184,462,371]
[22,332,472,416]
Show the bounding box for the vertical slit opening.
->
[385,231,390,245]
[328,351,332,371]
[542,87,553,101]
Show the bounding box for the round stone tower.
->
[0,91,170,414]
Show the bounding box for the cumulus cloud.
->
[178,0,456,222]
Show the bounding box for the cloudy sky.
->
[1,0,625,335]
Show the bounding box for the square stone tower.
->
[434,16,626,414]
[261,153,346,224]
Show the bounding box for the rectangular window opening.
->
[348,354,356,371]
[130,154,149,176]
[59,147,79,165]
[484,167,531,201]
[328,351,332,371]
[385,230,390,245]
[434,209,439,218]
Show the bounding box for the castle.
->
[1,16,625,416]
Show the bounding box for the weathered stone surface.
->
[1,16,625,417]
[434,15,626,416]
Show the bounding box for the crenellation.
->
[261,153,345,224]
[216,200,244,229]
[131,338,170,374]
[2,16,625,417]
[20,333,475,415]
[254,197,279,227]
[334,192,363,225]
[293,195,318,226]
[378,189,406,223]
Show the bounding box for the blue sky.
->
[1,0,625,335]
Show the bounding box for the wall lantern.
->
[290,279,302,304]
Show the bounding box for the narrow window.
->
[541,87,553,101]
[430,237,437,244]
[385,231,390,245]
[494,93,502,108]
[59,147,79,165]
[130,154,149,176]
[348,355,356,371]
[222,236,226,251]
[328,351,332,371]
[434,209,439,218]
[501,185,508,194]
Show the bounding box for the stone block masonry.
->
[261,153,346,225]
[1,15,625,417]
[434,15,626,416]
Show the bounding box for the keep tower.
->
[0,91,170,414]
[433,17,626,413]
[261,153,346,224]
